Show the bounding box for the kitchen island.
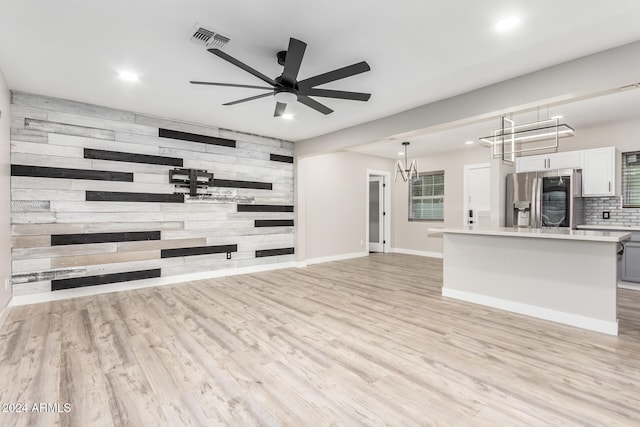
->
[428,226,631,335]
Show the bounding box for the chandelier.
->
[395,142,418,182]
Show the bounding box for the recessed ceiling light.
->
[281,113,294,120]
[495,16,520,32]
[118,70,139,82]
[465,140,475,145]
[551,115,563,120]
[398,152,404,156]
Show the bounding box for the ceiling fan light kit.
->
[191,37,371,118]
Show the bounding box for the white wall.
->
[296,151,392,261]
[392,146,490,254]
[0,69,11,314]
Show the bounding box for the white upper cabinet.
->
[516,151,582,172]
[582,147,616,197]
[514,146,616,197]
[515,154,547,172]
[548,151,582,170]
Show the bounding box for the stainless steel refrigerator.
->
[505,169,584,229]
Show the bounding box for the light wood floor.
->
[2,253,640,426]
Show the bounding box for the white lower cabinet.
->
[622,241,640,283]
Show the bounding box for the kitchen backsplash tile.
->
[584,196,640,226]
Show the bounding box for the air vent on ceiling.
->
[190,24,231,49]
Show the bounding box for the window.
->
[623,151,640,207]
[409,171,444,221]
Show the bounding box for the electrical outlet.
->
[603,211,610,220]
[4,277,9,291]
[226,252,231,260]
[359,240,364,246]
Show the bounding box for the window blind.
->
[623,151,640,207]
[409,171,444,221]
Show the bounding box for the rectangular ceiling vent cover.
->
[190,24,232,49]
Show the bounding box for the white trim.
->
[0,299,13,330]
[618,281,640,291]
[442,287,618,336]
[12,261,299,306]
[390,248,443,259]
[366,169,391,254]
[302,251,368,267]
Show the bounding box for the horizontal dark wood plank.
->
[161,244,238,259]
[11,164,133,182]
[51,269,161,291]
[237,204,294,212]
[159,128,236,148]
[84,148,183,167]
[51,231,161,246]
[255,247,295,258]
[86,191,184,203]
[254,220,294,227]
[212,179,272,190]
[270,154,294,163]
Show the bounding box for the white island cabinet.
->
[429,226,630,335]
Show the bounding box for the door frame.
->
[463,162,491,225]
[366,170,391,254]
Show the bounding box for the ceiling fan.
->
[190,37,371,117]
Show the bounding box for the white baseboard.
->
[12,261,299,306]
[300,251,368,267]
[442,287,618,336]
[618,281,640,291]
[390,248,443,259]
[0,299,13,330]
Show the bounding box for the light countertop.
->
[427,226,631,242]
[577,224,640,232]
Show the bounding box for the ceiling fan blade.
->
[223,92,273,106]
[296,95,333,115]
[274,102,287,117]
[281,38,307,85]
[298,61,371,89]
[303,88,371,101]
[208,48,278,87]
[190,81,273,90]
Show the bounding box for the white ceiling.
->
[1,0,640,144]
[349,86,640,159]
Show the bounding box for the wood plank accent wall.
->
[9,92,295,295]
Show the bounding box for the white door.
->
[464,163,491,226]
[369,176,384,252]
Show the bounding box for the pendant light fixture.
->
[479,111,574,161]
[395,142,418,182]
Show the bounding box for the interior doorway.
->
[463,163,491,226]
[367,171,390,253]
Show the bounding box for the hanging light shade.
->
[395,142,418,182]
[479,116,574,161]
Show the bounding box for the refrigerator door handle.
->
[529,178,538,228]
[533,177,542,228]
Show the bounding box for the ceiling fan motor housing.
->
[191,37,371,117]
